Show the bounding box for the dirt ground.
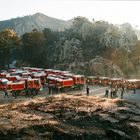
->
[0,94,139,140]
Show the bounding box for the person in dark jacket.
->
[104,89,109,98]
[121,86,125,99]
[48,85,52,94]
[25,80,29,97]
[86,86,89,96]
[110,89,113,98]
[4,88,9,98]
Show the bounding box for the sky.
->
[0,0,140,28]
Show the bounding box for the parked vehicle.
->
[0,78,9,90]
[6,75,21,82]
[86,76,99,85]
[98,77,110,86]
[109,78,124,88]
[0,78,42,95]
[125,79,140,89]
[47,74,85,91]
[31,72,46,85]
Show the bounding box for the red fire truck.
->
[109,78,123,88]
[72,75,85,89]
[0,78,42,95]
[27,79,42,91]
[47,74,85,90]
[47,75,73,91]
[0,79,9,90]
[55,78,74,89]
[98,77,110,86]
[31,72,46,85]
[86,76,99,85]
[8,81,25,92]
[0,72,10,78]
[125,79,140,89]
[6,76,21,82]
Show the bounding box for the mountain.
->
[0,13,72,35]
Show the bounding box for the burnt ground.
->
[0,94,139,140]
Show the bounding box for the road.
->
[0,85,140,104]
[67,85,140,103]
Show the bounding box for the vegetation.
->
[0,29,21,69]
[0,17,140,77]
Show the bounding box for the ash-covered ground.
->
[0,94,139,140]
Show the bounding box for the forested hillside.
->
[0,16,140,78]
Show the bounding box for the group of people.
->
[104,85,125,99]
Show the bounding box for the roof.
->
[0,78,9,83]
[126,79,140,82]
[74,75,85,78]
[9,81,25,85]
[99,77,109,79]
[109,78,123,80]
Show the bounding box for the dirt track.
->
[0,85,140,105]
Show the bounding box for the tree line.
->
[0,17,140,77]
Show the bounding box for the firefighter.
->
[35,88,39,95]
[25,80,29,97]
[35,81,39,95]
[112,89,116,98]
[121,85,125,99]
[14,91,17,98]
[133,86,136,94]
[86,86,89,96]
[104,89,109,98]
[4,87,9,98]
[48,84,52,94]
[110,89,113,98]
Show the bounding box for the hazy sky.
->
[0,0,140,28]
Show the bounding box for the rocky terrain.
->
[0,94,139,140]
[54,56,124,77]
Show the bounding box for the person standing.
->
[4,87,9,98]
[104,89,109,98]
[86,86,89,96]
[14,91,17,98]
[133,87,136,94]
[48,85,52,94]
[110,89,113,98]
[121,86,125,99]
[25,80,29,97]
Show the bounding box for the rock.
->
[55,56,124,77]
[88,56,124,77]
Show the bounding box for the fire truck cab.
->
[72,75,85,89]
[0,78,9,90]
[27,79,42,91]
[31,72,46,85]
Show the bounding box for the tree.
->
[131,41,140,71]
[0,29,21,69]
[43,28,58,45]
[21,29,45,66]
